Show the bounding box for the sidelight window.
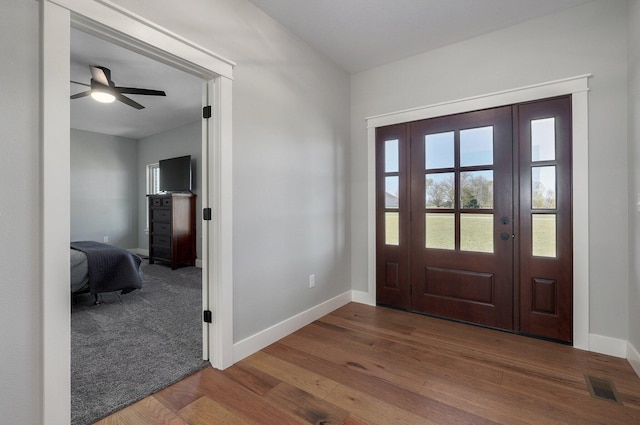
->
[384,139,400,246]
[530,118,558,258]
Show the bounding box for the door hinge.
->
[409,285,413,296]
[203,310,212,323]
[203,207,212,221]
[203,105,212,119]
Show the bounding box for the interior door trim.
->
[42,2,235,423]
[364,75,590,351]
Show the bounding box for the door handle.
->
[500,232,511,241]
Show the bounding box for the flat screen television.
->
[159,155,192,192]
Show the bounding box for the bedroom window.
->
[146,163,160,232]
[147,163,160,195]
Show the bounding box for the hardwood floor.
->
[95,303,640,424]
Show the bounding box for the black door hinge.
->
[203,310,212,323]
[203,105,212,119]
[203,208,212,221]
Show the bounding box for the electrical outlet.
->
[309,274,315,288]
[103,236,109,243]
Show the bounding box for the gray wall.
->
[110,0,352,342]
[629,0,640,354]
[70,129,139,248]
[137,121,202,256]
[0,1,41,423]
[350,0,629,340]
[70,123,202,254]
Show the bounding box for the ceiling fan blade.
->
[116,87,166,96]
[115,92,145,110]
[90,66,110,86]
[70,80,91,87]
[70,90,91,99]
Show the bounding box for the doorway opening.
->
[42,1,234,423]
[376,96,573,342]
[69,26,208,423]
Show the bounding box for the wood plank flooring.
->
[95,303,640,424]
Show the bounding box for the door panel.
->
[518,97,573,342]
[410,106,514,330]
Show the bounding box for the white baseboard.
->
[628,341,640,378]
[589,333,627,358]
[129,248,149,256]
[351,290,375,306]
[232,291,352,363]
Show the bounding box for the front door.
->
[410,106,514,331]
[376,96,572,342]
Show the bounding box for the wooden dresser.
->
[148,193,196,269]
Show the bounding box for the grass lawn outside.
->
[384,212,556,256]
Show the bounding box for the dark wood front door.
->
[376,97,573,343]
[410,106,514,331]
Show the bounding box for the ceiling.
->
[70,28,202,139]
[247,0,593,74]
[71,0,593,138]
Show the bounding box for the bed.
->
[70,241,143,296]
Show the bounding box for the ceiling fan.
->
[70,65,166,110]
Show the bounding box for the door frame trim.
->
[42,1,234,423]
[365,74,590,350]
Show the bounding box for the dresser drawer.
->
[152,246,171,260]
[153,222,171,235]
[151,209,171,222]
[152,235,170,247]
[151,197,163,207]
[162,197,172,207]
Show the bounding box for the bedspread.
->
[70,241,142,295]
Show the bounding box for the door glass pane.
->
[532,166,556,209]
[425,213,454,250]
[425,132,454,169]
[385,176,399,209]
[460,126,493,166]
[532,214,556,257]
[460,170,493,209]
[385,212,399,246]
[531,118,555,162]
[385,139,399,173]
[425,172,454,208]
[460,214,494,253]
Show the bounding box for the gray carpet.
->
[71,261,209,425]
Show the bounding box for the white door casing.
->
[365,75,590,350]
[41,1,234,424]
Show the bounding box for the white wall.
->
[70,129,139,248]
[109,0,352,342]
[0,1,42,423]
[137,121,202,255]
[351,0,629,341]
[628,0,640,364]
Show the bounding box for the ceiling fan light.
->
[91,90,115,103]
